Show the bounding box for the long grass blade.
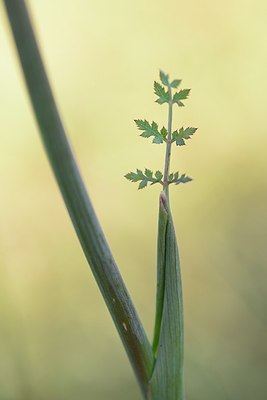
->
[3,1,154,396]
[149,192,184,399]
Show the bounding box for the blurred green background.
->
[0,0,267,399]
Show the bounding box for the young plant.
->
[126,71,197,399]
[3,1,197,399]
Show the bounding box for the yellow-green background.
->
[0,0,266,399]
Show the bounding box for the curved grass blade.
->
[3,1,154,396]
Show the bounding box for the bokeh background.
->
[0,0,267,399]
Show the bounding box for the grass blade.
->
[3,1,154,396]
[149,192,184,399]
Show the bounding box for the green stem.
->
[163,85,173,200]
[3,0,154,397]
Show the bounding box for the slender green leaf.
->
[149,194,184,399]
[3,1,154,397]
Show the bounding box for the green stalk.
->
[3,0,154,397]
